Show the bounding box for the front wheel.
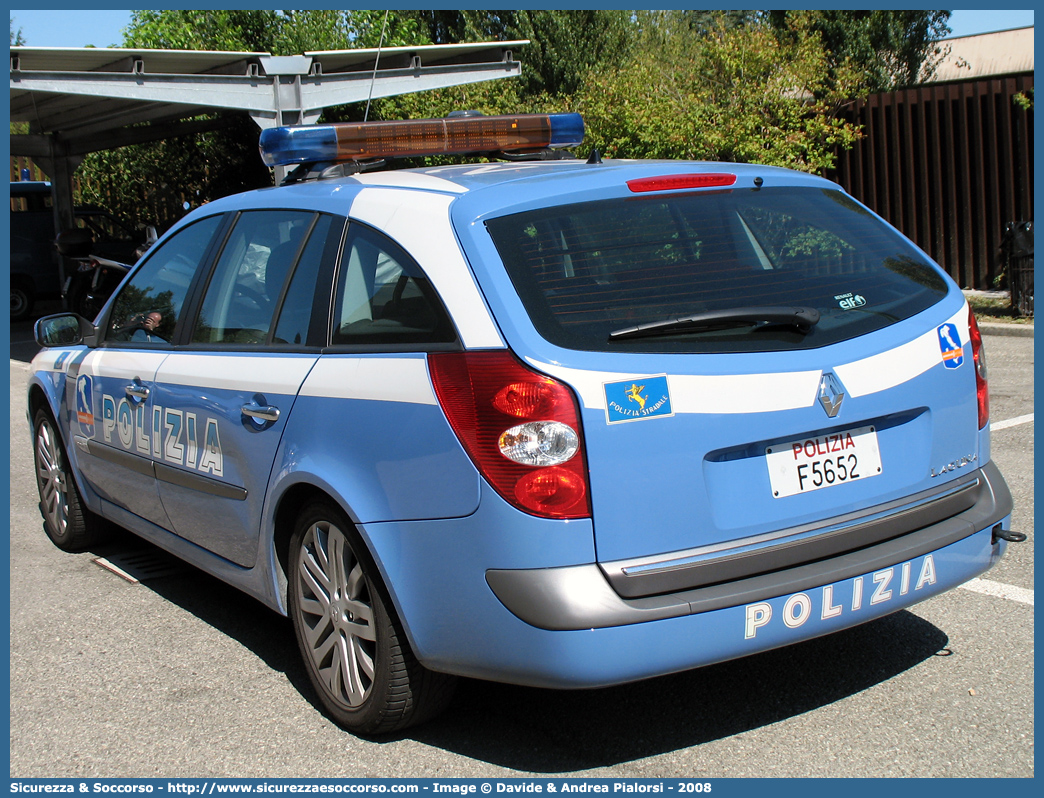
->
[33,408,109,551]
[288,501,455,734]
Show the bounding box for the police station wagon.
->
[28,113,1016,735]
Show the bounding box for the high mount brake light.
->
[627,174,737,193]
[259,113,585,167]
[428,351,590,520]
[968,307,989,429]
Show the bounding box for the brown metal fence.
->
[829,74,1034,290]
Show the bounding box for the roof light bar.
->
[627,173,737,193]
[259,113,585,167]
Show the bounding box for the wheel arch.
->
[266,476,425,657]
[267,480,396,609]
[270,480,329,601]
[27,378,99,510]
[27,381,53,424]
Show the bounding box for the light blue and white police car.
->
[28,113,1017,735]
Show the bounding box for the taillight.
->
[428,351,590,519]
[968,307,989,428]
[627,173,737,192]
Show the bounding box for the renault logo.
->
[819,372,845,418]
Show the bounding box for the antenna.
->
[363,11,390,123]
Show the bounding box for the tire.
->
[66,282,91,320]
[288,500,456,735]
[32,408,109,551]
[11,282,34,322]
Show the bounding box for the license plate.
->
[766,425,882,498]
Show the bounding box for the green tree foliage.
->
[11,17,25,45]
[766,10,952,91]
[578,12,863,172]
[72,8,952,227]
[77,10,304,229]
[271,9,429,54]
[405,10,633,97]
[76,114,272,231]
[1013,88,1034,111]
[122,9,280,52]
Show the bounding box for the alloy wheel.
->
[34,418,69,536]
[295,519,377,709]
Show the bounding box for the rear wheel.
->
[288,501,455,735]
[33,408,109,551]
[11,281,34,321]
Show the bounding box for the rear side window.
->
[331,223,456,346]
[485,187,948,353]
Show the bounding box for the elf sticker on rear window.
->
[937,323,964,369]
[604,375,673,424]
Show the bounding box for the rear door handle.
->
[242,402,280,423]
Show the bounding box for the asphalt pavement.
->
[7,320,1034,779]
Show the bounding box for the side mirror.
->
[34,313,98,348]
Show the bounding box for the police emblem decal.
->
[75,374,95,436]
[604,375,673,424]
[937,323,964,369]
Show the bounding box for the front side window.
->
[331,223,456,346]
[108,215,222,345]
[485,187,949,353]
[192,210,314,346]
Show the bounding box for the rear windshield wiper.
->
[609,306,821,341]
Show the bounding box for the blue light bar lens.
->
[258,126,339,167]
[548,113,585,148]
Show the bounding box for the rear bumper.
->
[487,460,1012,632]
[363,462,1010,689]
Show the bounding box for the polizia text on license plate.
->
[766,425,882,498]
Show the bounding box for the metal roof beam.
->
[11,114,237,157]
[10,57,521,131]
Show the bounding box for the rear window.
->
[485,187,948,353]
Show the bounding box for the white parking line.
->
[961,577,1034,605]
[992,413,1034,431]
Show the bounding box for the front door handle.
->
[125,379,150,401]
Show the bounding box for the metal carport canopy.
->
[10,41,526,231]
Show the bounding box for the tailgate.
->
[540,305,980,568]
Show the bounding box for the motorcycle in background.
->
[57,225,157,321]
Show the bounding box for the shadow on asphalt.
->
[10,300,64,363]
[413,612,947,771]
[87,529,947,772]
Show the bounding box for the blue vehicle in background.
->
[9,180,143,320]
[26,113,1018,735]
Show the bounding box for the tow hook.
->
[993,524,1028,544]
